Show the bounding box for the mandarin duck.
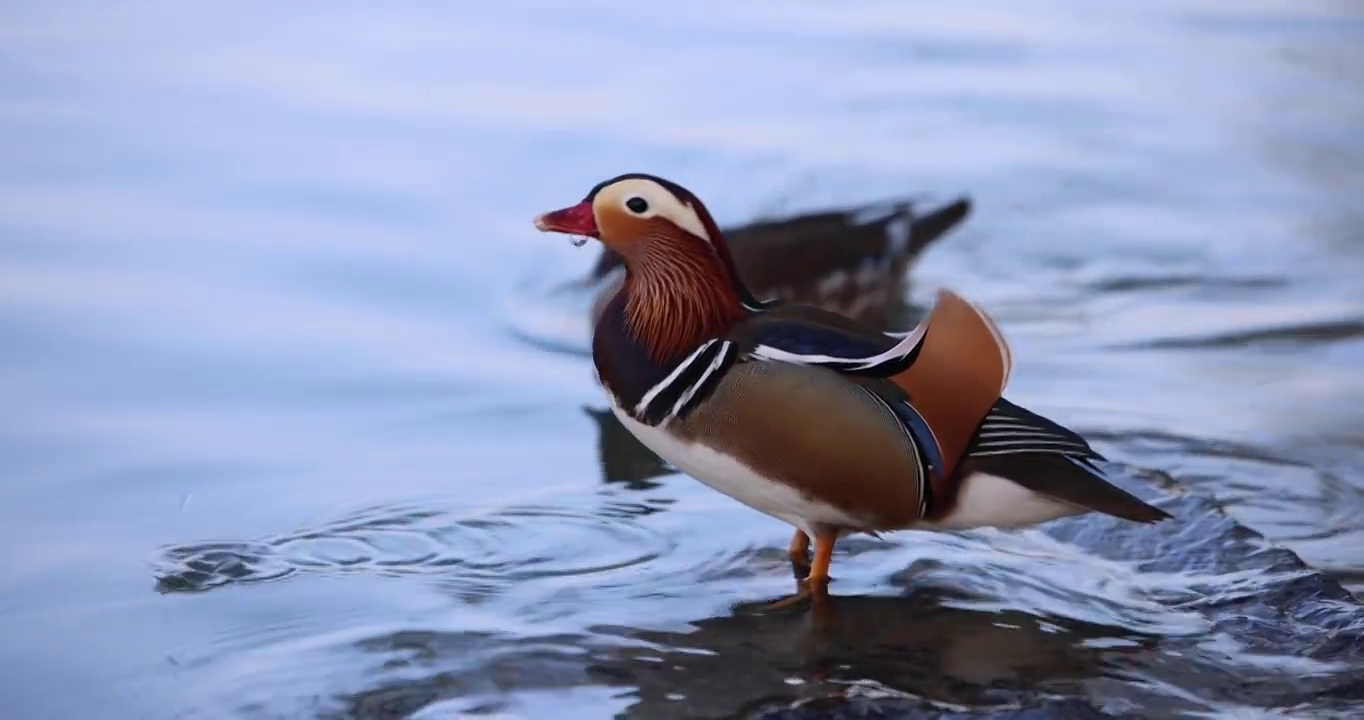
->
[584,194,972,327]
[535,173,1170,597]
[583,194,971,488]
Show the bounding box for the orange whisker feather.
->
[622,237,745,362]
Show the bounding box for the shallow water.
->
[2,1,1363,718]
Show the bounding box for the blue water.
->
[2,1,1362,717]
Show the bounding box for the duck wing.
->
[964,398,1170,523]
[724,289,1012,481]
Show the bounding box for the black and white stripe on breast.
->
[968,398,1106,464]
[855,387,935,518]
[633,340,738,426]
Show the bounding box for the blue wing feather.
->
[887,399,945,476]
[750,320,893,358]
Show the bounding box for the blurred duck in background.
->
[584,194,973,328]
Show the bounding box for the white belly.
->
[607,397,863,536]
[915,472,1083,530]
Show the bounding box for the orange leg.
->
[805,530,836,587]
[787,530,810,571]
[760,529,837,612]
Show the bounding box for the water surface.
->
[2,1,1363,717]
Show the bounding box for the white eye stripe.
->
[595,178,713,244]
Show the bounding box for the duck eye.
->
[625,197,649,214]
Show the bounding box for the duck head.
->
[535,173,763,359]
[534,173,728,267]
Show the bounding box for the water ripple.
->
[1096,430,1364,593]
[152,501,676,595]
[1123,316,1364,350]
[152,541,297,593]
[1084,273,1287,294]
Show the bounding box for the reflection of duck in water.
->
[583,192,973,489]
[583,405,674,490]
[538,174,1170,602]
[594,591,1160,720]
[333,590,1160,720]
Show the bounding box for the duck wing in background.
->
[587,196,972,327]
